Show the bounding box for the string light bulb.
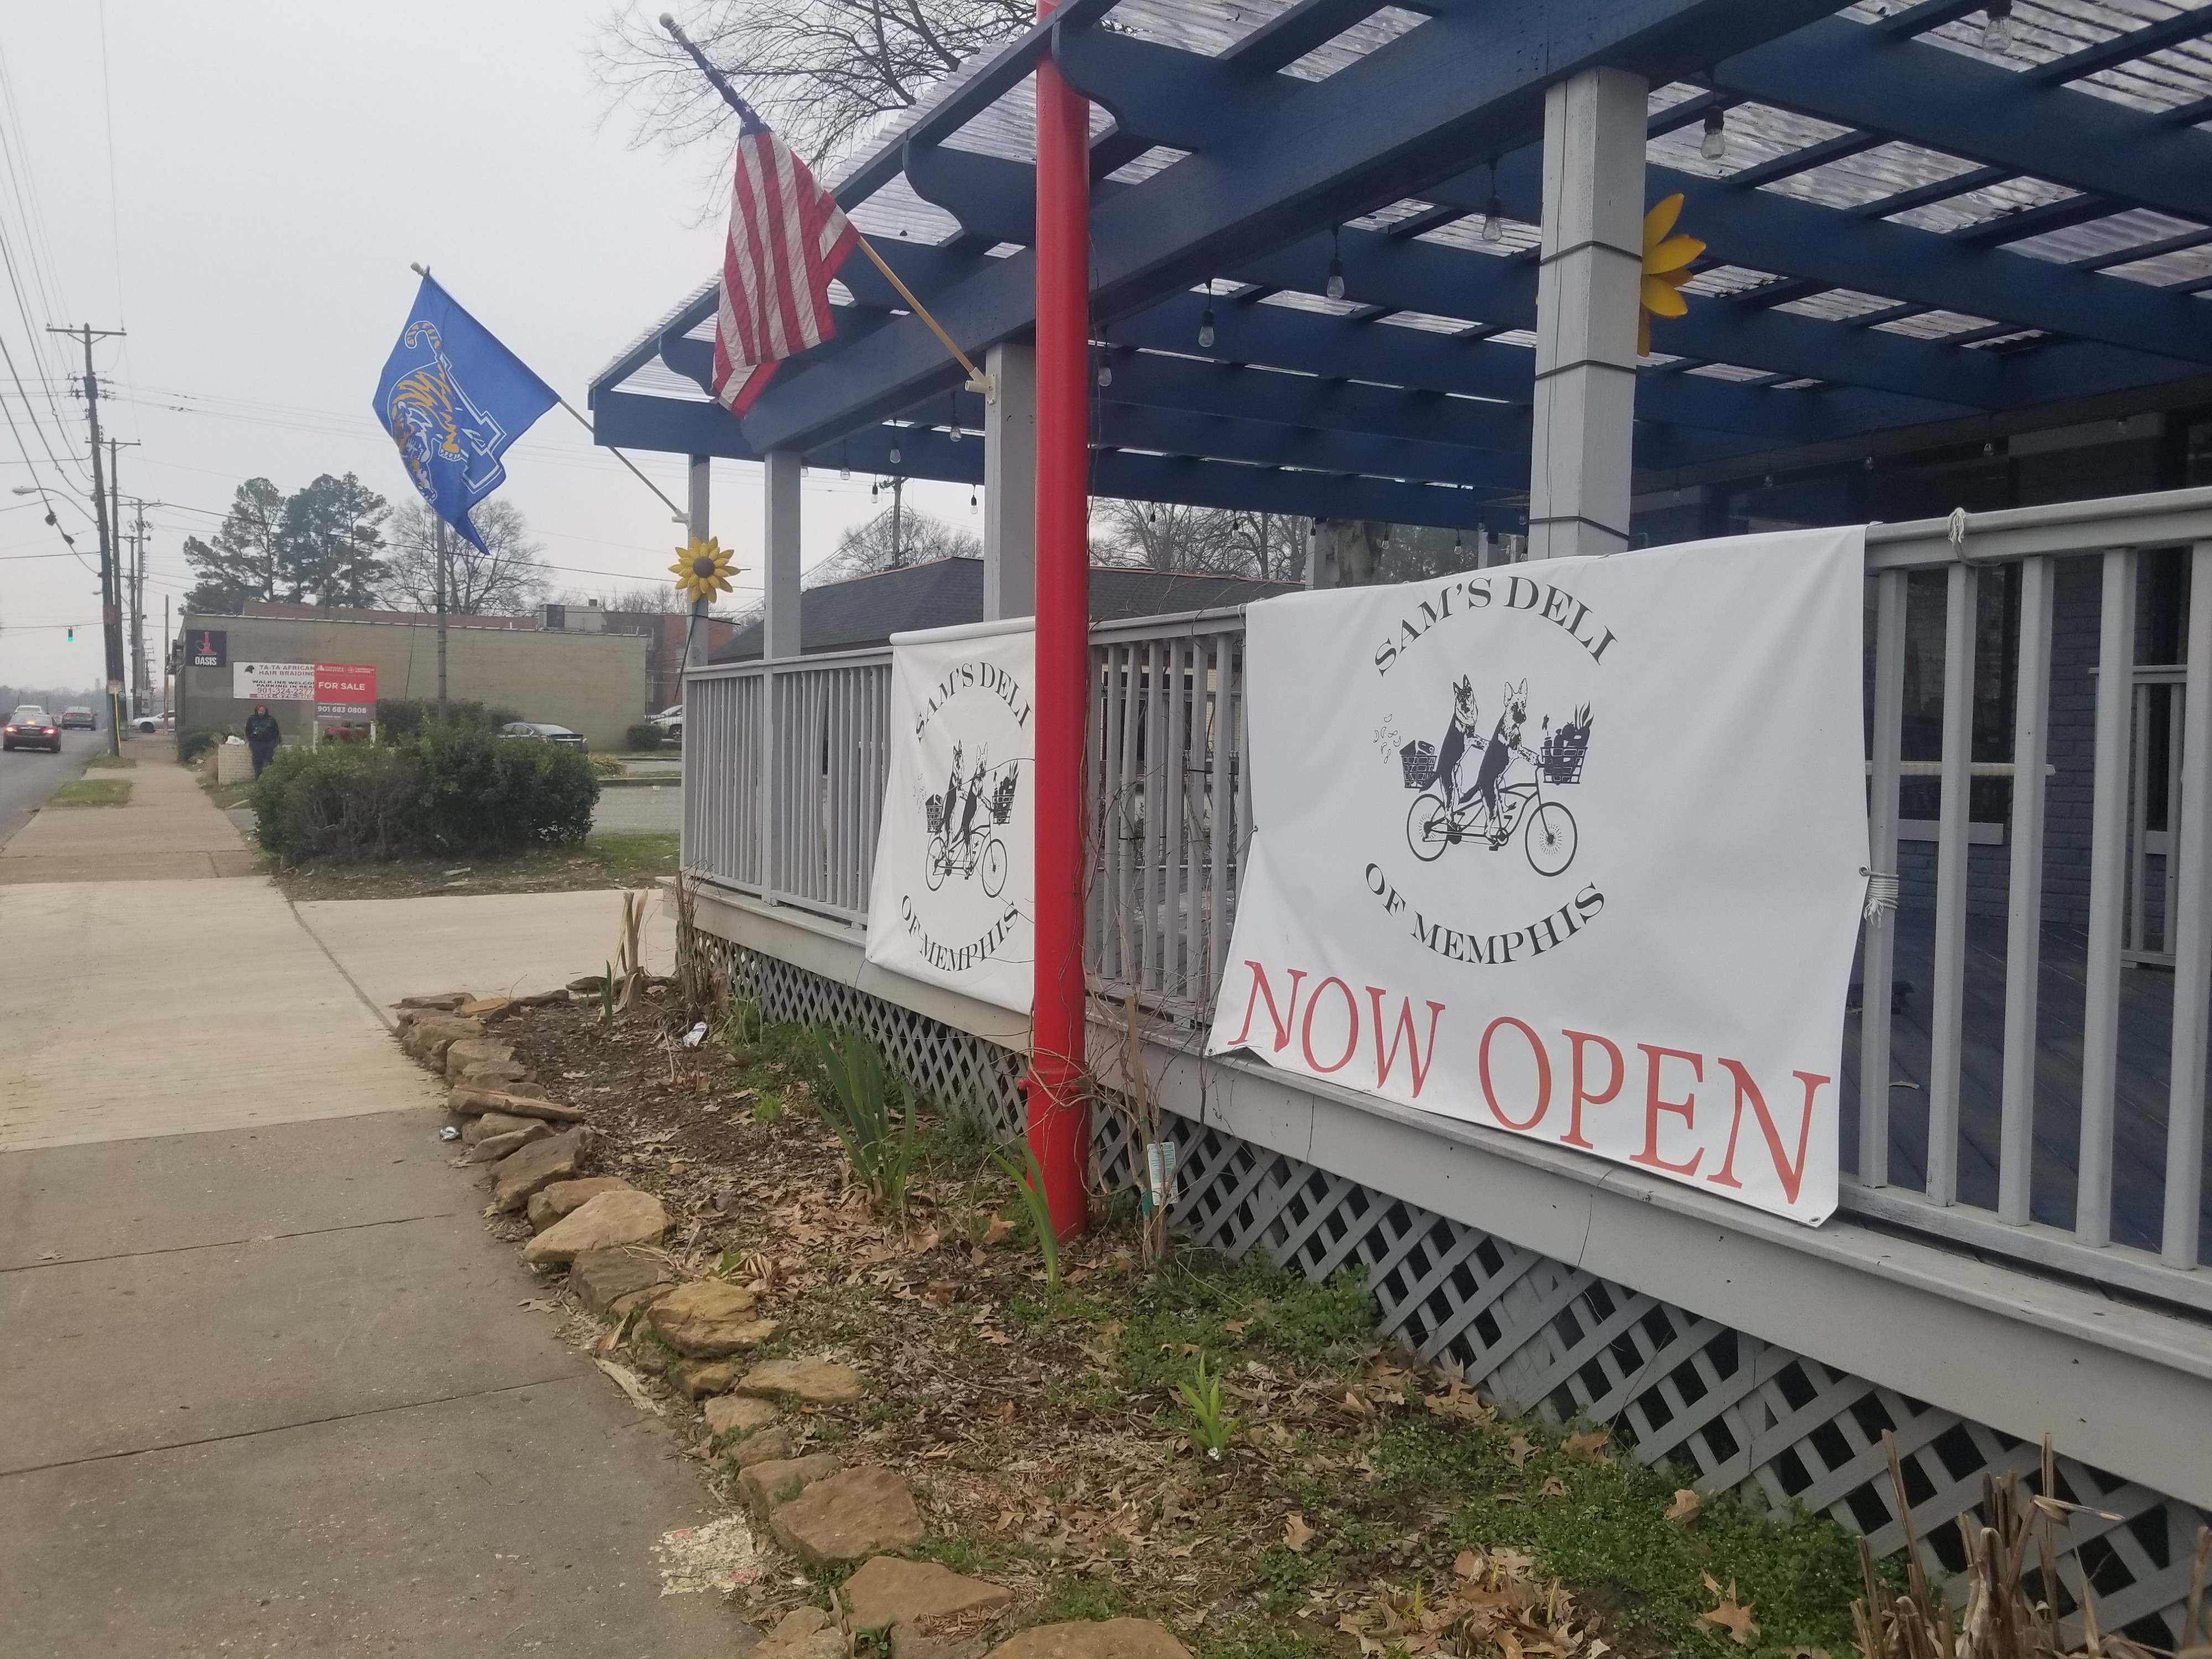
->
[1481,161,1504,243]
[1097,357,1113,388]
[1982,0,2014,52]
[947,391,961,442]
[1198,301,1215,349]
[1326,226,1345,301]
[889,442,902,465]
[1701,106,1727,163]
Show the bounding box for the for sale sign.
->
[314,663,378,719]
[233,662,316,701]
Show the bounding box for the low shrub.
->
[177,727,222,764]
[624,722,665,753]
[248,726,598,864]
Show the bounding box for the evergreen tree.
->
[181,478,288,613]
[281,473,390,606]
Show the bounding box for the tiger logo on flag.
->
[383,321,509,503]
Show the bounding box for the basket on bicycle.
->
[1400,740,1438,791]
[1537,708,1592,785]
[925,796,946,836]
[989,769,1020,825]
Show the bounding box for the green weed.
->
[1175,1353,1240,1457]
[810,1026,919,1220]
[991,1136,1060,1290]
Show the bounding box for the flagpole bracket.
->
[966,372,999,404]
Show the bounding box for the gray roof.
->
[709,557,1300,661]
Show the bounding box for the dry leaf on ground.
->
[1282,1512,1316,1552]
[978,1214,1015,1246]
[1504,1433,1535,1469]
[1540,1475,1568,1498]
[1700,1574,1760,1645]
[1665,1488,1702,1523]
[1563,1428,1612,1463]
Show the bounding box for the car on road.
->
[59,706,96,731]
[649,703,682,741]
[498,721,587,751]
[3,706,61,752]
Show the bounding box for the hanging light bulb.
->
[1701,106,1727,163]
[1198,301,1215,350]
[840,461,852,481]
[969,488,978,512]
[1982,0,2013,52]
[889,442,902,465]
[1326,227,1345,301]
[1097,356,1113,388]
[1481,161,1504,243]
[947,392,962,442]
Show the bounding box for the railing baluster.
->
[1163,638,1188,1001]
[1145,639,1166,994]
[1861,571,1906,1190]
[2079,547,2138,1246]
[1927,561,1979,1206]
[1207,634,1230,1009]
[1999,556,2054,1224]
[1116,644,1140,985]
[2130,680,2152,955]
[2163,540,2212,1268]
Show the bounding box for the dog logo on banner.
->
[924,741,1020,898]
[1400,677,1594,876]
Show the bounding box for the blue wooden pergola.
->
[591,0,2212,532]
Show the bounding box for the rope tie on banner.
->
[1861,867,1900,923]
[1946,506,1970,552]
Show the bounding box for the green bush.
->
[248,726,597,864]
[624,722,664,753]
[409,723,596,852]
[177,727,222,765]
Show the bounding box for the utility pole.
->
[890,475,905,567]
[433,515,450,721]
[126,496,157,717]
[53,324,127,755]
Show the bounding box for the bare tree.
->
[812,505,980,584]
[380,500,551,617]
[554,583,693,615]
[597,0,1032,165]
[1092,500,1304,580]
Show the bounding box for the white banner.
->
[864,619,1035,1014]
[1206,528,1867,1224]
[233,661,316,701]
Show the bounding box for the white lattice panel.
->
[710,940,2209,1648]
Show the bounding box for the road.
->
[0,728,100,848]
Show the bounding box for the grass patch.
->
[49,778,131,807]
[85,753,137,770]
[1032,1571,1129,1625]
[270,832,679,900]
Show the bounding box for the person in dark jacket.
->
[243,704,281,777]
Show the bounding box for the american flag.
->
[711,127,859,415]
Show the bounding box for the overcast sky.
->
[0,1,969,691]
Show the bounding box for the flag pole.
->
[657,15,996,400]
[408,264,690,524]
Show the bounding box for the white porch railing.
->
[683,487,2212,1306]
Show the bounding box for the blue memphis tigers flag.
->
[373,274,558,553]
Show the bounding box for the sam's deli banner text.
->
[1206,528,1869,1225]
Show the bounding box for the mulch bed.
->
[446,989,1876,1659]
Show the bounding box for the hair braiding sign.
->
[1207,528,1869,1224]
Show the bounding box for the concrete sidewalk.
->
[0,757,738,1656]
[0,734,255,883]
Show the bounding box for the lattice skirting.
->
[696,932,2210,1646]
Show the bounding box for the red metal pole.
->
[1029,2,1091,1240]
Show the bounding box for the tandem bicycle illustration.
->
[1399,677,1592,878]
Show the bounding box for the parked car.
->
[3,706,61,752]
[498,721,587,751]
[131,712,172,734]
[59,706,96,731]
[649,703,683,741]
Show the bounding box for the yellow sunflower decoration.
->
[1638,194,1704,357]
[670,535,737,605]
